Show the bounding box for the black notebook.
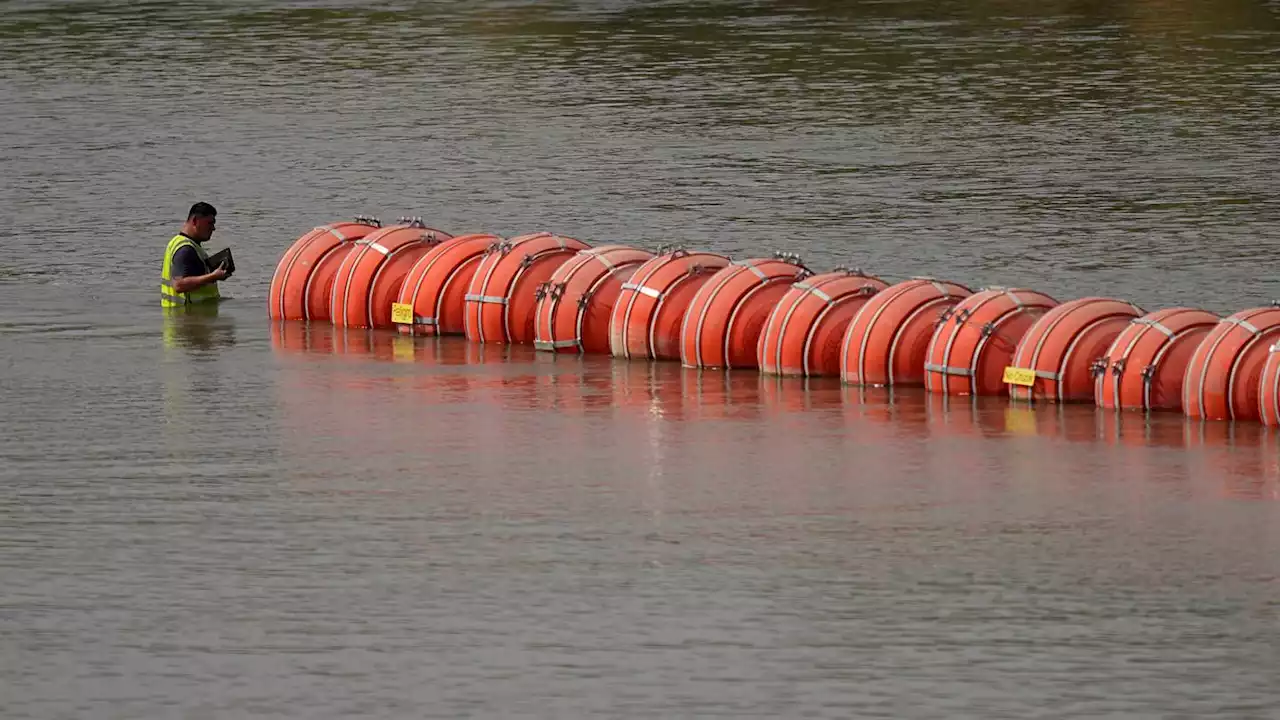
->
[206,247,235,278]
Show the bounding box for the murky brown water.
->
[3,1,1280,717]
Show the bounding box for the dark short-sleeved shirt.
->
[171,243,207,279]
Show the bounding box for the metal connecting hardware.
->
[353,214,382,227]
[771,250,803,266]
[396,216,427,228]
[1090,357,1109,377]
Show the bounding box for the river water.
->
[3,1,1280,717]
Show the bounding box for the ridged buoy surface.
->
[609,247,730,361]
[269,219,382,321]
[533,245,655,354]
[1006,297,1145,403]
[924,288,1058,396]
[463,232,590,345]
[395,233,499,336]
[1261,345,1280,426]
[757,268,888,377]
[330,220,453,329]
[679,254,811,370]
[1183,307,1280,422]
[840,277,973,387]
[1094,308,1220,412]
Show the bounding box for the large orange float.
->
[923,288,1058,396]
[268,216,383,322]
[679,253,811,370]
[463,232,590,344]
[330,219,453,329]
[757,267,888,377]
[533,244,654,354]
[1183,306,1280,422]
[609,246,730,361]
[840,277,972,387]
[394,233,499,336]
[1260,344,1280,426]
[1094,308,1220,412]
[1005,297,1145,403]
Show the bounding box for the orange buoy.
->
[757,267,888,377]
[1183,306,1280,422]
[923,287,1058,396]
[330,218,453,329]
[840,277,973,387]
[1094,308,1220,412]
[268,216,383,322]
[1006,297,1145,403]
[463,232,591,344]
[394,233,500,336]
[1261,344,1280,426]
[609,246,730,361]
[533,244,655,354]
[679,253,811,370]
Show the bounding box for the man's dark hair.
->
[188,202,217,220]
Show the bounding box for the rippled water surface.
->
[3,1,1280,717]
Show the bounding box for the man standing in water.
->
[160,202,228,308]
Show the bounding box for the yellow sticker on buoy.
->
[1003,366,1037,387]
[391,302,414,325]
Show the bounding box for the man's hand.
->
[171,265,227,294]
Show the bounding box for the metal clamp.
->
[396,216,427,228]
[980,322,996,337]
[832,264,866,277]
[534,282,549,300]
[772,250,803,266]
[1090,357,1109,377]
[1140,363,1156,381]
[353,214,382,227]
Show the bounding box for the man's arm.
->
[170,246,226,294]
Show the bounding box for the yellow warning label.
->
[1002,366,1037,387]
[391,302,414,325]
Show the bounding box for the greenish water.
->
[2,1,1279,717]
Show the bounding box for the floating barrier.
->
[841,277,973,387]
[393,233,499,336]
[923,287,1058,396]
[269,216,383,322]
[1006,297,1145,403]
[533,244,655,354]
[758,267,888,377]
[1094,308,1220,412]
[1261,345,1280,426]
[609,247,730,361]
[1183,307,1280,422]
[330,219,453,329]
[463,232,590,344]
[679,253,811,370]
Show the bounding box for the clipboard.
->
[206,247,235,278]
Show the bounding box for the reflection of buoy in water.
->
[841,277,972,387]
[269,217,382,322]
[1183,306,1280,422]
[609,247,730,361]
[1095,308,1220,412]
[534,245,655,354]
[757,267,888,377]
[679,253,811,370]
[1007,297,1145,403]
[395,233,499,336]
[923,287,1058,396]
[330,219,453,329]
[463,232,590,344]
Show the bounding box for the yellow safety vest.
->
[161,234,221,308]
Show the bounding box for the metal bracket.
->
[396,216,427,228]
[353,214,382,227]
[772,250,803,266]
